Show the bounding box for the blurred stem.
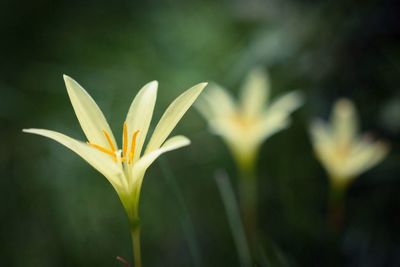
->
[215,170,252,267]
[159,158,202,267]
[328,179,347,232]
[131,223,142,267]
[237,152,258,253]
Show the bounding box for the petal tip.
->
[145,80,159,93]
[22,128,37,133]
[190,82,208,95]
[199,82,208,89]
[63,74,73,82]
[180,136,191,146]
[63,75,78,89]
[149,80,159,87]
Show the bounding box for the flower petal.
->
[145,82,207,153]
[240,67,269,117]
[133,135,190,177]
[267,90,303,116]
[332,98,358,145]
[346,139,389,177]
[125,81,158,162]
[309,120,335,159]
[256,112,290,142]
[63,75,116,149]
[125,135,190,220]
[23,128,123,188]
[202,84,237,117]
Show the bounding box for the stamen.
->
[89,143,116,156]
[86,126,139,164]
[123,122,128,157]
[103,130,116,152]
[129,130,140,164]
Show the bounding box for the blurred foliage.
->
[1,0,399,266]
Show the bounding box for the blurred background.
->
[1,0,399,266]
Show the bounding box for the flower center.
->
[88,122,139,164]
[232,113,255,130]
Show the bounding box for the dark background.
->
[1,0,399,266]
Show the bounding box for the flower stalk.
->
[327,178,347,232]
[237,159,258,251]
[131,224,142,267]
[197,67,302,257]
[23,75,206,265]
[310,98,389,231]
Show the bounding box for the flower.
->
[196,67,303,170]
[310,98,389,189]
[24,75,207,225]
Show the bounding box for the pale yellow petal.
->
[249,90,302,143]
[332,98,358,146]
[195,97,213,121]
[125,81,158,162]
[310,119,334,148]
[240,67,269,117]
[267,90,303,115]
[196,84,237,137]
[309,120,336,171]
[256,112,290,143]
[346,139,389,177]
[132,135,190,181]
[63,75,116,149]
[123,135,190,220]
[23,128,123,188]
[145,83,207,153]
[203,84,236,117]
[207,118,241,143]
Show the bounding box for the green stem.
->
[159,158,203,267]
[131,224,142,267]
[215,170,252,267]
[238,171,257,247]
[236,152,258,259]
[328,181,347,233]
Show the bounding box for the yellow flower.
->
[310,98,389,189]
[197,68,303,170]
[24,75,207,225]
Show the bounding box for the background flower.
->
[1,0,399,266]
[310,98,389,189]
[197,67,303,170]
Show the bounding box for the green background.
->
[1,0,399,266]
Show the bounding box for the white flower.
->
[197,68,303,169]
[310,98,389,188]
[24,75,207,224]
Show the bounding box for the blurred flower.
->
[310,98,389,189]
[198,68,302,255]
[24,75,206,226]
[197,67,303,170]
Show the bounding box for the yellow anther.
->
[123,121,128,157]
[88,143,115,156]
[86,125,139,164]
[88,142,117,162]
[129,130,140,164]
[102,130,116,152]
